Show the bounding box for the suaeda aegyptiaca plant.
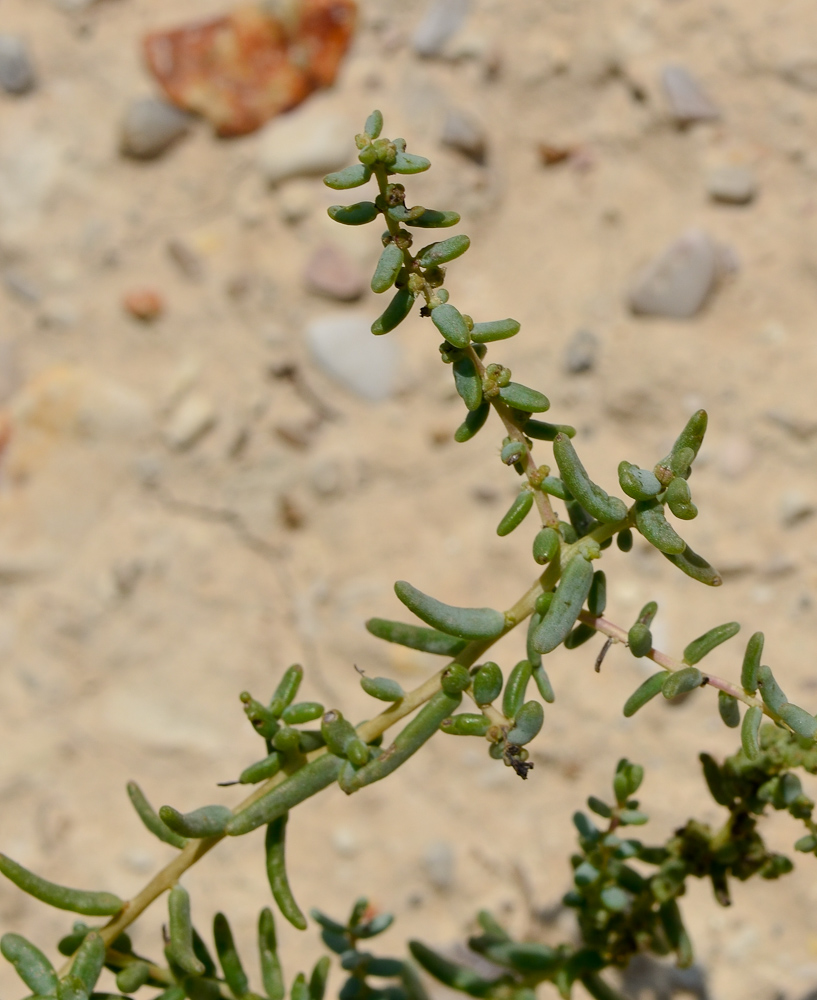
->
[2,110,816,1000]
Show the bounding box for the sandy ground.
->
[2,1,817,998]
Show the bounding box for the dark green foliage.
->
[266,816,307,930]
[454,401,491,442]
[431,303,471,348]
[530,555,594,654]
[473,662,503,706]
[0,855,123,916]
[328,203,379,226]
[365,618,467,656]
[394,581,506,640]
[371,244,404,293]
[553,435,627,523]
[371,288,415,335]
[741,632,764,694]
[497,489,534,536]
[682,622,740,665]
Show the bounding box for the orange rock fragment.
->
[143,0,357,138]
[537,143,574,167]
[123,288,164,322]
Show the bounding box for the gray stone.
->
[441,109,487,164]
[0,36,36,95]
[121,98,193,160]
[304,244,365,301]
[258,106,351,186]
[662,66,720,125]
[628,229,718,319]
[779,58,817,93]
[3,270,40,304]
[167,238,205,281]
[767,409,817,441]
[622,954,710,1000]
[412,0,470,57]
[0,340,21,403]
[277,180,316,224]
[51,0,99,9]
[780,491,815,529]
[306,314,400,402]
[707,165,756,205]
[716,435,753,479]
[423,840,455,890]
[564,328,598,374]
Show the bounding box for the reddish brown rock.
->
[143,0,357,138]
[123,288,164,322]
[304,244,364,301]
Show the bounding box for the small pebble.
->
[707,165,757,205]
[0,340,21,404]
[622,954,709,1000]
[779,58,817,93]
[662,65,720,125]
[441,109,487,164]
[167,238,205,281]
[538,143,574,167]
[121,849,156,875]
[165,394,218,451]
[780,491,815,529]
[304,244,365,301]
[0,36,36,95]
[38,299,80,329]
[123,288,164,323]
[423,840,455,890]
[717,435,753,479]
[563,328,598,374]
[628,229,717,319]
[51,0,99,9]
[306,314,400,402]
[258,107,351,186]
[120,97,193,160]
[763,554,797,579]
[331,827,359,857]
[413,0,470,57]
[278,180,316,224]
[767,409,817,441]
[3,270,41,305]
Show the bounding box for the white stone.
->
[0,132,62,239]
[628,229,718,319]
[164,393,218,451]
[258,103,353,187]
[423,840,455,889]
[306,314,400,402]
[707,165,757,205]
[331,827,359,857]
[413,0,470,57]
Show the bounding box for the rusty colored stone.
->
[143,0,356,138]
[123,288,164,322]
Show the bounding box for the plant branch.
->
[577,610,769,713]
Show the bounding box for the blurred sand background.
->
[2,1,817,998]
